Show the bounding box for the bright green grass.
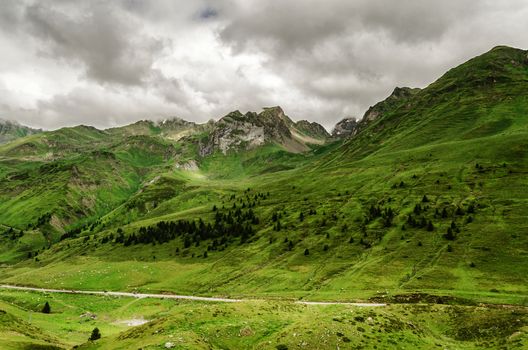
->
[0,290,526,349]
[0,45,527,349]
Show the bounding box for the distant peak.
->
[389,87,420,99]
[262,106,284,113]
[489,45,526,53]
[332,117,358,138]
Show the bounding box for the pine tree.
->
[89,327,101,341]
[42,301,51,314]
[426,220,434,231]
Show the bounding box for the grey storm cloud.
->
[0,0,527,130]
[25,2,164,86]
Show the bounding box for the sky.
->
[0,0,527,131]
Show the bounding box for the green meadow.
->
[0,46,527,348]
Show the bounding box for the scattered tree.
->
[426,221,434,232]
[89,327,101,341]
[42,301,51,314]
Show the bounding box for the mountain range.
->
[0,45,527,349]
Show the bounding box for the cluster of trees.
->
[29,212,53,229]
[443,221,460,241]
[118,208,259,247]
[406,214,434,231]
[365,204,396,227]
[5,227,24,240]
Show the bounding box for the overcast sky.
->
[0,0,527,130]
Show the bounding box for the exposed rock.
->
[174,160,199,171]
[80,312,97,320]
[200,107,327,155]
[363,87,419,123]
[331,118,358,138]
[295,120,330,139]
[330,86,420,139]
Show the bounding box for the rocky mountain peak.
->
[295,120,330,139]
[200,107,328,156]
[0,119,41,144]
[331,118,358,138]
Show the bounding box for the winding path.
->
[0,284,386,307]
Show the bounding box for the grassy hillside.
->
[0,289,525,350]
[0,46,526,348]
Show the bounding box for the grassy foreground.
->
[0,289,526,349]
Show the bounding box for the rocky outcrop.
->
[331,118,358,138]
[332,86,420,139]
[295,120,330,139]
[200,107,328,155]
[363,87,419,123]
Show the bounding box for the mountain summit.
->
[201,106,329,155]
[0,119,41,144]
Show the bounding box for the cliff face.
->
[200,107,329,155]
[331,118,358,138]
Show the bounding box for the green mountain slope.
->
[0,119,41,145]
[0,46,526,311]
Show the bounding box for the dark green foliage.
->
[120,208,259,248]
[41,302,50,314]
[444,228,456,241]
[89,327,101,341]
[304,249,309,256]
[427,221,434,231]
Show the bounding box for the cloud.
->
[25,1,164,86]
[0,0,527,130]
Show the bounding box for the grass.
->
[0,46,526,348]
[0,289,525,349]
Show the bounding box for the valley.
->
[0,46,527,349]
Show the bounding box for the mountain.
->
[0,46,527,349]
[0,119,41,144]
[331,86,420,139]
[331,117,357,137]
[200,106,329,155]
